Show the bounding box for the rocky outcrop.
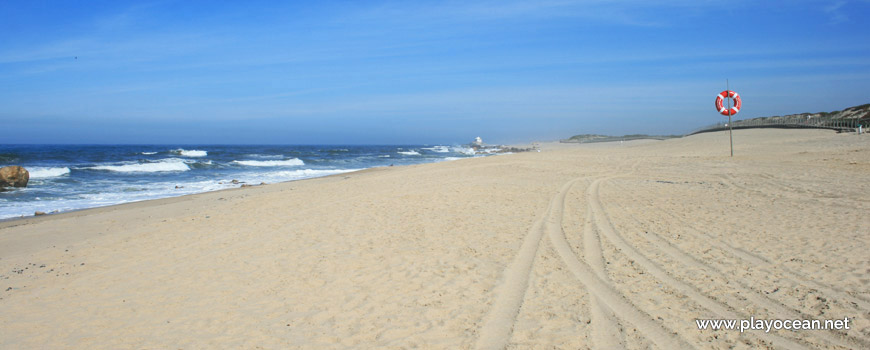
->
[0,166,29,188]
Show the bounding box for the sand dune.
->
[2,129,869,349]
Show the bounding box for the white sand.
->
[1,129,869,349]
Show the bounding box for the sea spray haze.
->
[0,144,481,219]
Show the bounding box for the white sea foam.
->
[171,149,207,157]
[422,146,450,153]
[263,168,361,181]
[451,147,476,155]
[232,158,305,167]
[28,167,71,178]
[379,155,391,158]
[0,179,220,219]
[87,159,190,173]
[244,154,284,159]
[398,150,420,156]
[0,167,371,219]
[141,152,157,155]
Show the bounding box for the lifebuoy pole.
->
[728,79,733,157]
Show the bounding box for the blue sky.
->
[1,0,869,144]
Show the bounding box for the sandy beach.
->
[1,129,868,349]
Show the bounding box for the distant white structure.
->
[472,136,483,146]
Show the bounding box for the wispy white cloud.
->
[824,1,848,23]
[91,1,173,30]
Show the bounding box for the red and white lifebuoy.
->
[715,90,741,116]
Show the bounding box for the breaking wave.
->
[28,167,71,178]
[265,168,361,180]
[451,147,476,155]
[244,154,284,159]
[422,146,450,153]
[232,158,305,167]
[170,149,207,157]
[86,159,190,173]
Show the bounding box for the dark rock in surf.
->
[0,166,29,188]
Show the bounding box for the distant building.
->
[472,136,483,146]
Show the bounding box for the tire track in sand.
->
[606,179,867,349]
[588,177,812,350]
[477,177,685,349]
[548,179,691,349]
[579,190,624,348]
[474,180,577,350]
[478,174,818,349]
[706,175,870,311]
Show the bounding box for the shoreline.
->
[0,144,490,221]
[0,148,493,224]
[0,165,391,227]
[2,129,868,349]
[0,164,407,257]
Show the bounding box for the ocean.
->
[0,144,483,220]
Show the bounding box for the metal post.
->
[728,79,733,157]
